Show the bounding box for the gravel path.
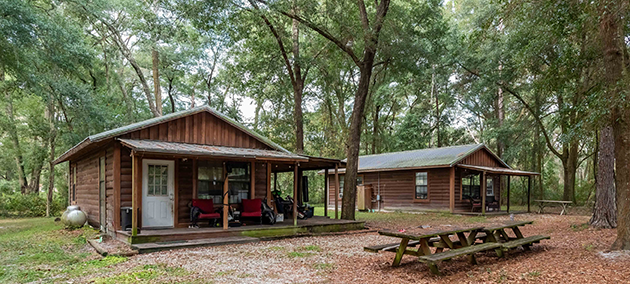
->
[90,214,630,283]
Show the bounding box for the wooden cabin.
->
[325,144,539,214]
[53,106,358,246]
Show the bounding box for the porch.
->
[454,164,539,215]
[116,216,365,253]
[115,138,359,241]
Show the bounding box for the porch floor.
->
[116,216,365,253]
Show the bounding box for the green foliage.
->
[0,193,66,217]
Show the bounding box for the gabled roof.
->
[327,144,509,174]
[53,106,290,164]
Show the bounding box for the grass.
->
[0,218,192,283]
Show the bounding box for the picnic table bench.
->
[367,221,550,275]
[534,200,572,215]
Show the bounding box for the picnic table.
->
[534,200,572,215]
[366,221,550,275]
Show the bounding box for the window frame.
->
[414,171,429,202]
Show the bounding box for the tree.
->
[590,126,616,228]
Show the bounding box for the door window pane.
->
[148,164,168,196]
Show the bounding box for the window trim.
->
[414,171,430,202]
[337,174,364,201]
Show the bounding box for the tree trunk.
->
[590,126,616,228]
[167,77,175,113]
[561,154,578,203]
[432,67,441,147]
[152,48,162,115]
[341,62,375,220]
[599,0,630,250]
[372,104,380,154]
[46,101,56,217]
[3,90,29,193]
[292,17,304,154]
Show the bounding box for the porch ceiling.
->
[118,139,308,162]
[458,164,539,176]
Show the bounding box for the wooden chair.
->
[192,199,220,227]
[241,198,263,225]
[469,198,482,212]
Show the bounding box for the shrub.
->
[0,193,66,217]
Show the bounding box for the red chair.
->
[192,199,220,227]
[241,199,262,225]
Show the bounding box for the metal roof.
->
[53,106,291,164]
[320,144,509,174]
[352,144,488,172]
[119,139,308,161]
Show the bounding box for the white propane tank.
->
[62,205,87,228]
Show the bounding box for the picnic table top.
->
[533,200,572,204]
[379,226,485,240]
[482,221,533,231]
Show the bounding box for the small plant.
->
[287,251,314,258]
[570,223,589,231]
[527,270,541,278]
[301,245,321,252]
[313,263,335,270]
[583,243,595,251]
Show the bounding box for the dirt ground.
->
[84,213,630,283]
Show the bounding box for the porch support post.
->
[507,175,511,213]
[113,142,121,230]
[192,159,198,198]
[266,162,272,208]
[131,152,141,236]
[251,161,256,199]
[334,163,340,219]
[449,167,455,213]
[527,175,532,213]
[481,171,487,215]
[293,162,298,226]
[223,162,229,230]
[324,169,329,217]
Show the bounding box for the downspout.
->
[377,172,381,211]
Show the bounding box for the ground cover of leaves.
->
[3,212,629,283]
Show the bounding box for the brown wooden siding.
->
[177,159,194,226]
[457,148,504,167]
[119,112,272,149]
[74,151,102,227]
[120,147,133,208]
[105,145,114,231]
[254,162,268,200]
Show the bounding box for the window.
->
[72,166,77,202]
[486,177,494,196]
[197,161,250,204]
[415,172,428,199]
[462,174,480,199]
[148,164,169,196]
[338,176,345,199]
[337,176,362,199]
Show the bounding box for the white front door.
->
[142,159,174,228]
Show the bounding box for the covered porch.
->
[115,139,359,244]
[455,164,539,215]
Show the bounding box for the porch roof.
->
[118,139,308,162]
[458,164,539,176]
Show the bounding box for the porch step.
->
[131,236,260,254]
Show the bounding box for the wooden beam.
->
[192,159,198,198]
[174,159,179,227]
[507,175,511,213]
[251,161,256,199]
[223,162,229,230]
[481,171,486,216]
[324,169,329,217]
[449,167,455,213]
[113,143,121,230]
[267,162,272,209]
[131,153,141,236]
[334,164,340,220]
[293,163,298,226]
[527,175,531,213]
